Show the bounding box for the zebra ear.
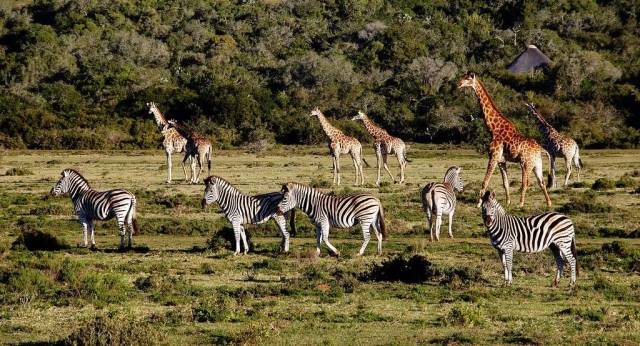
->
[203,176,211,185]
[62,170,69,177]
[489,191,496,200]
[482,191,492,201]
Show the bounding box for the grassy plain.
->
[0,145,639,345]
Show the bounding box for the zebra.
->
[421,166,464,241]
[481,191,578,287]
[201,176,295,255]
[50,169,138,250]
[276,182,386,256]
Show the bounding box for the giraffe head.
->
[310,107,322,117]
[147,102,168,129]
[457,72,478,90]
[351,110,367,121]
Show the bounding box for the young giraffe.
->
[168,119,213,184]
[458,73,552,208]
[351,111,410,186]
[147,103,212,184]
[525,103,582,188]
[310,107,368,186]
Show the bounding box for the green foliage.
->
[557,191,612,214]
[12,229,70,251]
[592,177,616,190]
[4,167,33,176]
[0,1,638,148]
[61,312,165,346]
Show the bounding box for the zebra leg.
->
[239,226,249,255]
[505,249,514,285]
[81,221,89,247]
[232,223,242,255]
[117,221,126,250]
[560,242,577,287]
[435,211,443,241]
[315,224,323,256]
[498,162,510,205]
[427,210,434,242]
[371,221,383,255]
[448,212,454,239]
[321,223,339,256]
[549,244,563,287]
[498,250,508,285]
[274,215,290,253]
[166,151,172,183]
[357,221,371,256]
[88,221,96,248]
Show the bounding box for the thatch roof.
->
[507,45,551,73]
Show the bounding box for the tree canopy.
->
[0,0,638,150]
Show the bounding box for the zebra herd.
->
[47,97,580,288]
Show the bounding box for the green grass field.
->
[1,145,639,345]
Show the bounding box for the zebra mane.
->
[63,169,92,189]
[208,175,243,194]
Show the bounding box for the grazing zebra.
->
[50,169,138,250]
[201,176,295,254]
[276,182,386,256]
[481,191,578,287]
[421,166,464,241]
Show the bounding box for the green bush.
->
[442,304,486,327]
[192,296,239,323]
[557,192,612,214]
[206,226,254,253]
[592,178,616,190]
[616,175,636,188]
[61,313,165,345]
[12,229,70,251]
[4,167,33,176]
[7,268,58,303]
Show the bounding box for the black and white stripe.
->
[50,169,138,249]
[422,166,464,241]
[481,191,578,286]
[201,176,294,254]
[277,182,386,256]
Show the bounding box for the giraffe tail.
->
[403,153,412,163]
[362,157,371,168]
[206,146,212,175]
[543,150,553,187]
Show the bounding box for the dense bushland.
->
[0,1,638,149]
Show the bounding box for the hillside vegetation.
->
[0,0,639,149]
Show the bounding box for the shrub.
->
[78,272,130,307]
[442,304,485,327]
[591,178,616,190]
[616,175,636,188]
[4,167,33,176]
[192,296,239,322]
[557,192,612,214]
[206,226,254,253]
[29,204,67,216]
[310,177,331,188]
[134,274,201,305]
[61,313,164,345]
[12,229,70,251]
[559,307,607,322]
[7,268,58,303]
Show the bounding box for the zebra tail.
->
[130,197,139,235]
[378,205,387,240]
[288,209,296,237]
[571,237,579,277]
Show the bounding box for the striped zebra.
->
[50,169,138,250]
[201,176,295,255]
[276,182,386,256]
[421,166,464,241]
[481,191,578,287]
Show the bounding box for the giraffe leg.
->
[336,153,341,186]
[478,145,502,207]
[189,155,198,184]
[549,155,557,188]
[382,153,395,183]
[396,152,405,184]
[498,162,510,206]
[352,156,359,186]
[519,162,531,208]
[166,151,172,184]
[564,156,572,187]
[375,144,383,186]
[181,155,190,183]
[533,154,552,207]
[194,153,205,184]
[332,155,338,185]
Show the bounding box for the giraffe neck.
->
[361,116,386,139]
[316,112,342,140]
[473,81,515,135]
[533,113,554,138]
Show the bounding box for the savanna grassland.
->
[1,145,639,345]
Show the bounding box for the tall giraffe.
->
[458,73,552,208]
[310,107,368,186]
[147,102,212,184]
[525,103,582,188]
[352,111,410,186]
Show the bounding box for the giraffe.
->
[458,72,552,208]
[167,119,213,184]
[147,102,212,184]
[310,107,369,186]
[525,103,582,188]
[351,111,410,186]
